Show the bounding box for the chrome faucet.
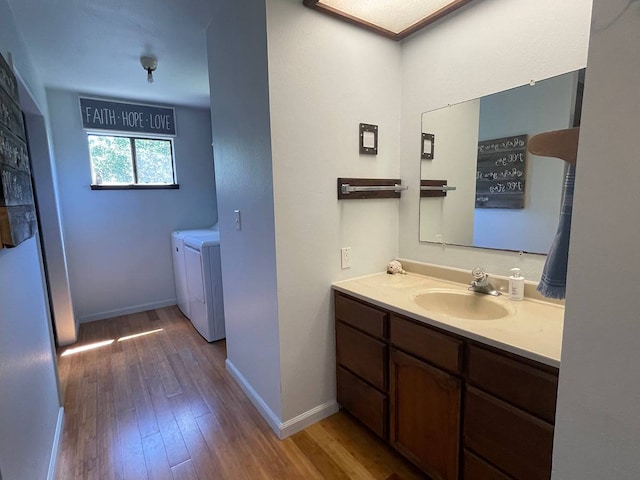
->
[468,268,501,296]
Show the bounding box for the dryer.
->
[171,227,225,342]
[171,228,213,318]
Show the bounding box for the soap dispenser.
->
[509,268,525,301]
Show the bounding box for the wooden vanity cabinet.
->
[335,292,389,439]
[334,291,559,480]
[463,344,558,480]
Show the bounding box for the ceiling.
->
[7,0,217,108]
[305,0,473,40]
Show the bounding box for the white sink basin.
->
[413,289,511,320]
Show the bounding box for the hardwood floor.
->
[55,306,426,480]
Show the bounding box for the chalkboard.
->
[0,164,35,207]
[0,86,26,141]
[0,205,37,246]
[0,53,18,100]
[79,97,176,136]
[475,134,527,209]
[0,51,37,248]
[0,123,30,173]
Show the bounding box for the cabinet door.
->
[390,349,461,480]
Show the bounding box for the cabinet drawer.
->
[463,450,513,480]
[464,387,553,480]
[337,366,387,439]
[390,315,462,374]
[467,345,558,423]
[336,322,387,391]
[335,293,387,339]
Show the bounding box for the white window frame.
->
[87,132,179,190]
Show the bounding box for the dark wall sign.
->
[0,53,18,100]
[0,51,36,248]
[79,97,176,136]
[1,164,35,206]
[475,134,527,209]
[0,124,30,172]
[0,87,26,141]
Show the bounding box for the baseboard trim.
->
[225,359,338,439]
[47,407,64,480]
[225,359,283,437]
[280,400,339,438]
[78,299,176,324]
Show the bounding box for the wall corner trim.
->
[225,359,338,439]
[47,407,64,480]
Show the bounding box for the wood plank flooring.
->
[55,306,426,480]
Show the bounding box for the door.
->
[171,234,189,317]
[184,245,207,337]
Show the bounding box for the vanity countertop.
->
[332,271,564,367]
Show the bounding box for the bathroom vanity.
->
[333,265,563,480]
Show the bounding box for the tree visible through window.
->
[88,134,176,187]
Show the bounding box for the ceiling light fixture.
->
[303,0,475,41]
[140,55,158,84]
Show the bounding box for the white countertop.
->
[332,271,564,367]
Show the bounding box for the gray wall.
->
[552,0,640,477]
[206,0,283,420]
[24,110,76,345]
[0,1,62,478]
[47,89,218,323]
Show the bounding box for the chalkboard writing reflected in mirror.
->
[475,134,528,209]
[419,69,583,254]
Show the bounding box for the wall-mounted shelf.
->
[338,178,407,200]
[420,180,456,198]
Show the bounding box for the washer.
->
[171,227,225,342]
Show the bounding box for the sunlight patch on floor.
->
[118,328,164,342]
[60,339,114,356]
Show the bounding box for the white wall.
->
[399,0,592,281]
[474,72,575,252]
[553,1,640,477]
[0,1,62,477]
[46,89,217,323]
[420,100,479,245]
[206,0,401,430]
[266,0,402,422]
[206,0,283,420]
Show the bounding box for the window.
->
[87,134,178,189]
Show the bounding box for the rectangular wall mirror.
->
[419,69,584,254]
